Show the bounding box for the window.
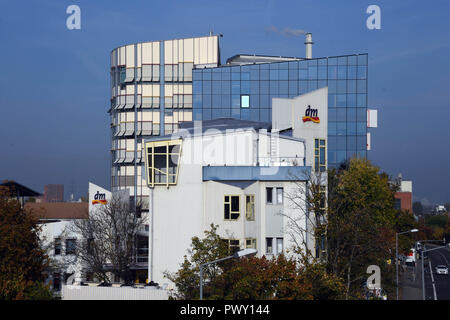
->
[266,238,273,254]
[145,139,182,187]
[240,95,250,108]
[266,187,273,204]
[224,195,240,220]
[65,239,76,255]
[314,139,326,173]
[245,195,255,221]
[276,188,283,204]
[246,238,256,249]
[223,239,240,255]
[54,238,61,255]
[276,238,284,254]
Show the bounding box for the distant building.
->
[394,175,412,212]
[44,184,64,202]
[0,180,42,207]
[435,205,446,213]
[24,202,88,295]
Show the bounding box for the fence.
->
[62,284,169,300]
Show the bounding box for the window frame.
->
[224,195,241,221]
[144,139,182,187]
[245,195,255,221]
[276,187,283,204]
[246,238,256,249]
[314,138,327,173]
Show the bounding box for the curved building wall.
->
[109,36,220,208]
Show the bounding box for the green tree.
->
[0,187,52,300]
[326,158,398,299]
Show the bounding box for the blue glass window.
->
[299,69,308,80]
[357,122,366,135]
[328,122,337,135]
[357,94,367,108]
[347,122,357,135]
[250,81,259,94]
[337,136,346,150]
[347,136,356,150]
[260,81,269,94]
[270,69,278,80]
[337,123,346,135]
[279,69,288,80]
[357,135,366,150]
[357,66,367,79]
[357,109,366,122]
[337,108,346,121]
[347,108,356,122]
[336,94,347,107]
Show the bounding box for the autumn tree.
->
[0,188,52,300]
[166,224,346,300]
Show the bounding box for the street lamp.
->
[396,229,418,300]
[420,242,450,300]
[199,248,257,300]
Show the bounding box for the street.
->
[401,244,450,300]
[423,244,450,300]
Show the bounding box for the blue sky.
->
[1,0,449,204]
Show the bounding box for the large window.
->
[245,195,255,221]
[223,239,240,255]
[246,238,256,249]
[314,139,326,173]
[224,195,240,220]
[145,139,182,187]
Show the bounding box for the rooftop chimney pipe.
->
[305,33,313,59]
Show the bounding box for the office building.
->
[144,87,327,286]
[109,35,220,210]
[44,184,64,202]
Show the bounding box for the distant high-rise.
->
[44,184,64,202]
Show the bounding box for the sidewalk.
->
[399,263,422,300]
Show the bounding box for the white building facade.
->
[144,87,328,287]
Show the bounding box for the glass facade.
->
[192,54,368,168]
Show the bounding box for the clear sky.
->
[1,0,449,204]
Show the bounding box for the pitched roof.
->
[24,202,88,220]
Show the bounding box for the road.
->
[422,244,450,300]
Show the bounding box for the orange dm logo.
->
[302,105,320,123]
[92,191,107,205]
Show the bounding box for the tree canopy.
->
[0,188,52,300]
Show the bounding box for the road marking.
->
[428,261,437,300]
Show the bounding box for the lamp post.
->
[420,243,450,300]
[396,229,418,300]
[199,248,257,300]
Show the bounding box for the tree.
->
[69,194,143,283]
[166,224,346,300]
[326,158,397,299]
[0,187,52,300]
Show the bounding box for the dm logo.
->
[92,191,107,205]
[302,105,320,123]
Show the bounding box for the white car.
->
[435,265,448,275]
